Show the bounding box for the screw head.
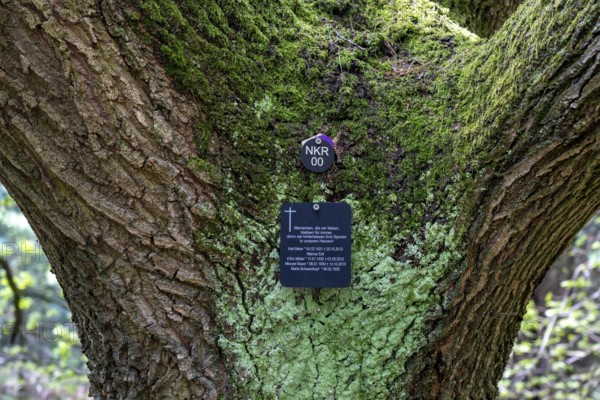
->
[313,204,320,211]
[315,138,322,144]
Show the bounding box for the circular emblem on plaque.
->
[300,134,335,173]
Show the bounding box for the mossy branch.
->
[454,0,600,161]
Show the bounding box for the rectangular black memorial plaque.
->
[280,202,351,288]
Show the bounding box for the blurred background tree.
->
[500,213,600,399]
[0,185,88,399]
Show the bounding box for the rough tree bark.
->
[0,0,598,399]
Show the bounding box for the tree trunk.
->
[0,0,598,398]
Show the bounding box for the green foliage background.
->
[0,186,88,400]
[500,214,600,399]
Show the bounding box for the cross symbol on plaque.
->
[284,206,296,233]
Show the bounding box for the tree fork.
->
[0,0,599,398]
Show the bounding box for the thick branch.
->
[408,0,600,397]
[0,0,224,397]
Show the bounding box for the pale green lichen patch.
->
[205,185,464,397]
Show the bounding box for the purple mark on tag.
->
[316,134,334,148]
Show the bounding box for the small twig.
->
[569,286,600,313]
[384,40,397,57]
[536,264,583,359]
[21,287,69,310]
[589,332,600,343]
[565,350,590,365]
[334,28,366,51]
[0,258,23,345]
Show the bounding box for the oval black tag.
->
[300,136,334,173]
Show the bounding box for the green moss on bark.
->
[129,0,485,397]
[456,0,599,147]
